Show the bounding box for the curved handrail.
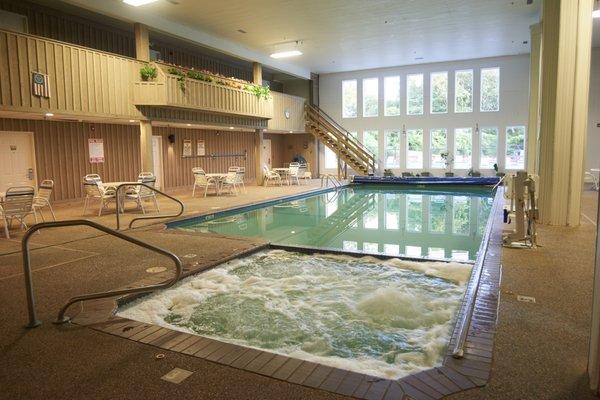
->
[21,220,183,328]
[451,187,503,358]
[113,183,184,230]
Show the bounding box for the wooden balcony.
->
[133,64,273,119]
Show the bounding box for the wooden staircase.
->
[305,104,376,176]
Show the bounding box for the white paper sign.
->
[182,139,192,157]
[88,138,104,163]
[197,140,205,156]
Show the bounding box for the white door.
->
[152,135,164,189]
[262,139,272,169]
[0,131,36,193]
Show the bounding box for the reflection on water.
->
[176,185,494,261]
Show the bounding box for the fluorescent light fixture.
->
[594,9,600,18]
[123,0,158,6]
[270,50,302,59]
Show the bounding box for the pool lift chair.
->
[503,170,539,248]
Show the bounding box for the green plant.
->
[244,84,271,100]
[440,151,454,171]
[140,64,157,81]
[167,67,186,92]
[493,163,499,172]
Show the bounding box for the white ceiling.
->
[60,0,600,76]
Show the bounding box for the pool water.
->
[174,185,495,261]
[118,250,472,379]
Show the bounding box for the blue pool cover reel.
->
[352,175,500,185]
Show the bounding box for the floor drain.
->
[161,368,193,384]
[517,295,536,303]
[146,267,167,274]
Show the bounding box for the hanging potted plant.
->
[440,152,454,177]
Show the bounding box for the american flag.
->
[32,72,50,98]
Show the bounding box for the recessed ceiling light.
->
[123,0,158,6]
[186,123,191,126]
[229,126,234,130]
[270,50,302,59]
[129,119,135,123]
[45,112,53,117]
[289,130,293,133]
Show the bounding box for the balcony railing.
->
[133,64,273,119]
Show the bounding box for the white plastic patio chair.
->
[262,165,282,186]
[288,163,301,185]
[33,179,56,221]
[192,168,219,197]
[296,164,307,185]
[220,171,239,195]
[236,167,246,193]
[1,186,36,239]
[122,173,159,214]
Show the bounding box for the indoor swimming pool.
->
[171,185,495,261]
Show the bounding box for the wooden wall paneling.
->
[268,92,306,132]
[0,118,141,201]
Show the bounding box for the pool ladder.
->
[320,174,343,190]
[20,219,183,328]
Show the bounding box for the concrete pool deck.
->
[0,183,597,399]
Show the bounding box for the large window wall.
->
[319,55,529,175]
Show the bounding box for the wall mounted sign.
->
[88,138,104,163]
[197,140,206,156]
[32,72,50,98]
[182,139,192,157]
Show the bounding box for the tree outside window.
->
[384,76,400,116]
[455,70,473,113]
[363,130,379,159]
[430,72,448,113]
[407,74,424,115]
[384,130,401,168]
[506,126,526,169]
[480,68,500,112]
[430,128,447,168]
[406,129,423,169]
[454,128,472,169]
[363,78,378,117]
[342,80,357,118]
[480,127,498,169]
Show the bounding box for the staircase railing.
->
[306,104,376,174]
[21,220,183,328]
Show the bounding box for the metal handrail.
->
[451,187,503,358]
[21,219,183,328]
[113,183,184,230]
[320,174,342,189]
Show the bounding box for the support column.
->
[134,23,150,62]
[139,120,154,174]
[537,0,593,226]
[527,23,542,174]
[252,62,262,85]
[255,129,265,185]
